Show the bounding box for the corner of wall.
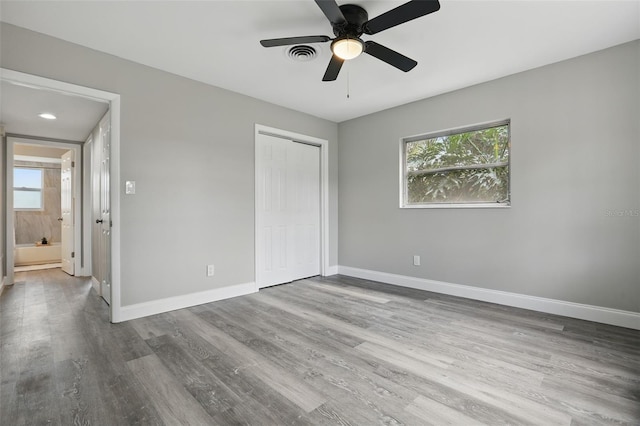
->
[338,266,640,330]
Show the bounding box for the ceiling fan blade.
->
[322,55,344,81]
[363,0,440,35]
[364,41,417,72]
[315,0,346,24]
[260,35,331,47]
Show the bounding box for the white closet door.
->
[257,134,291,287]
[288,142,320,281]
[256,133,320,288]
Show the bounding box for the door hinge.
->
[71,252,75,258]
[71,161,75,167]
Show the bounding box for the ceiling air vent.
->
[286,45,317,62]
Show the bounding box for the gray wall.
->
[338,41,639,313]
[0,23,338,306]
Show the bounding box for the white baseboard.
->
[91,276,100,295]
[338,266,640,330]
[117,282,257,323]
[324,265,339,276]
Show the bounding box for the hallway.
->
[0,269,150,424]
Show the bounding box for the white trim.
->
[91,276,100,296]
[325,265,339,276]
[1,69,121,323]
[399,118,512,209]
[82,134,94,278]
[109,100,122,322]
[401,203,510,209]
[15,155,62,164]
[254,124,330,287]
[5,140,14,285]
[7,137,83,281]
[1,69,113,103]
[118,282,257,322]
[338,266,640,330]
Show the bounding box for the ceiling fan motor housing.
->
[333,4,369,37]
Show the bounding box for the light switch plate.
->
[125,181,136,195]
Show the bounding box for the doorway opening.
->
[1,68,121,322]
[10,139,80,275]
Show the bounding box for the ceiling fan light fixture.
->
[331,37,363,60]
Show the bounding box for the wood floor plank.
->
[126,354,215,425]
[257,291,457,369]
[305,281,392,304]
[356,341,573,425]
[366,321,546,388]
[157,311,318,424]
[54,357,104,426]
[2,269,639,425]
[172,309,327,413]
[145,333,243,417]
[208,299,429,425]
[405,394,487,426]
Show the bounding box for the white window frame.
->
[14,166,45,211]
[400,119,511,209]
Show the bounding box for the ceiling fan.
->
[260,0,441,81]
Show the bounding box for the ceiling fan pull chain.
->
[347,70,350,99]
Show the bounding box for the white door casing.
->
[256,131,321,288]
[60,150,75,275]
[5,136,82,285]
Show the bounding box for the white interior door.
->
[99,116,112,304]
[60,150,75,275]
[256,133,320,288]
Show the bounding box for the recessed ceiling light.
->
[38,113,57,120]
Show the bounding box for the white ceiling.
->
[0,80,109,141]
[1,0,639,123]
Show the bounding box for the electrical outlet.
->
[413,255,421,266]
[207,264,215,276]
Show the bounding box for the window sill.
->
[401,203,511,209]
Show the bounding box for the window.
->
[14,168,44,210]
[402,120,510,207]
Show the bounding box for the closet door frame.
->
[254,124,329,289]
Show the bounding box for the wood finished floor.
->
[1,269,639,425]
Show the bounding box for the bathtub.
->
[14,242,62,266]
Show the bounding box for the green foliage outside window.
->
[405,122,510,205]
